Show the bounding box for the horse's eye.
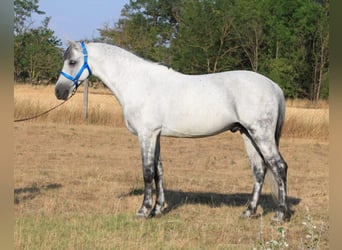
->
[69,60,77,65]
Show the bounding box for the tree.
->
[258,0,329,99]
[14,0,63,83]
[100,0,329,99]
[311,0,329,100]
[171,0,241,74]
[14,0,45,35]
[233,0,264,72]
[99,0,180,64]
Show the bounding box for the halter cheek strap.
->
[60,41,92,89]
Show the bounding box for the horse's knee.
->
[253,164,266,183]
[154,161,163,180]
[143,165,154,183]
[278,159,288,179]
[268,157,287,178]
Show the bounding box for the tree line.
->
[15,0,329,100]
[14,0,63,84]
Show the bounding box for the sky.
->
[32,0,130,47]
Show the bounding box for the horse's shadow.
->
[14,183,62,204]
[122,188,301,217]
[14,184,301,217]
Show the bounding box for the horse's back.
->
[158,70,284,137]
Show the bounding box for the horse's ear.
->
[67,40,77,48]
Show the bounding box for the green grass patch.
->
[15,213,203,249]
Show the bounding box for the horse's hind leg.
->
[241,134,267,218]
[246,129,289,222]
[266,151,289,222]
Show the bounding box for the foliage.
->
[99,0,180,64]
[14,0,63,84]
[99,0,329,100]
[14,0,329,99]
[171,0,241,74]
[14,0,45,35]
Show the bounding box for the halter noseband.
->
[60,41,92,90]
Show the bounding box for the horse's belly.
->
[161,111,236,137]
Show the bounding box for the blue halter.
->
[60,41,92,90]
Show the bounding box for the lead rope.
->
[14,88,77,123]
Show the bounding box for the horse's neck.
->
[87,43,147,107]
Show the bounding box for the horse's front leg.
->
[136,130,162,218]
[150,143,165,217]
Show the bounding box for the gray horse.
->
[55,41,289,222]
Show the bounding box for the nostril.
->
[55,88,66,100]
[55,84,70,100]
[55,88,62,99]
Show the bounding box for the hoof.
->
[136,212,148,219]
[149,209,163,218]
[149,203,167,218]
[136,207,150,219]
[271,211,290,224]
[240,209,258,219]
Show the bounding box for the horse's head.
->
[55,41,92,100]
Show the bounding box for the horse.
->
[55,41,289,222]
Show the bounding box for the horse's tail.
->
[265,91,286,200]
[275,94,286,147]
[265,168,279,201]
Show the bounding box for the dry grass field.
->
[14,84,329,249]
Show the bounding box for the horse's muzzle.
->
[55,84,71,100]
